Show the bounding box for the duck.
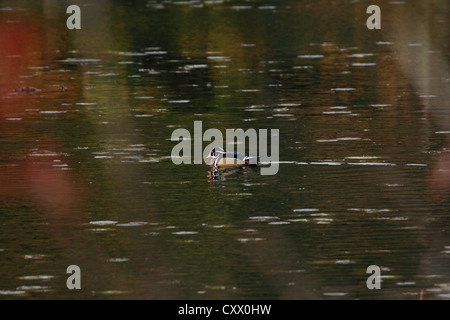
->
[206,146,259,168]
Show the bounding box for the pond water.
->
[0,0,449,299]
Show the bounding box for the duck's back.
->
[214,151,258,167]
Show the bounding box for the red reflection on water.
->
[0,21,40,99]
[0,17,80,220]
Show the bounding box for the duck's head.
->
[206,148,216,159]
[206,146,224,166]
[206,146,224,159]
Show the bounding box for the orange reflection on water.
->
[429,150,450,194]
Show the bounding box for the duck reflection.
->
[208,166,260,180]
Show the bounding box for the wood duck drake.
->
[206,146,259,168]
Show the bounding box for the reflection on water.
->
[208,166,260,181]
[0,0,449,299]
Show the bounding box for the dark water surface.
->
[1,0,450,299]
